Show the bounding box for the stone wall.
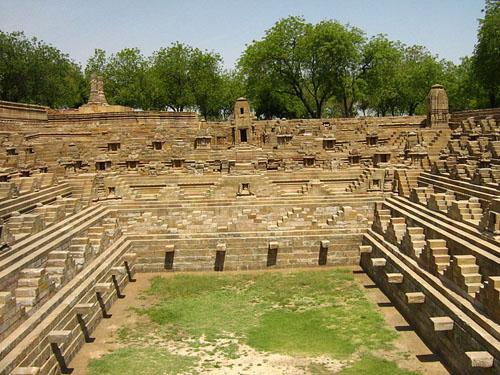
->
[0,100,48,121]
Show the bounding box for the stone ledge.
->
[47,330,71,345]
[465,351,494,368]
[371,257,386,267]
[405,292,425,304]
[430,316,454,331]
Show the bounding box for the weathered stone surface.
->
[0,82,498,375]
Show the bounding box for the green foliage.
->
[149,42,196,111]
[0,31,86,107]
[239,16,457,118]
[359,35,403,116]
[4,5,497,115]
[473,0,500,107]
[397,45,444,115]
[105,48,150,109]
[442,57,490,111]
[239,16,366,118]
[87,347,197,375]
[85,48,107,77]
[85,42,234,118]
[219,70,246,119]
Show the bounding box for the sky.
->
[0,0,485,69]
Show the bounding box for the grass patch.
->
[92,269,419,374]
[338,354,419,375]
[136,269,396,358]
[87,347,197,375]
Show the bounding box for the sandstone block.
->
[47,330,71,345]
[465,351,494,368]
[405,292,425,304]
[386,273,403,284]
[371,258,386,267]
[430,316,454,331]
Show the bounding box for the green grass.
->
[87,347,197,375]
[338,354,419,375]
[90,269,414,374]
[137,269,396,357]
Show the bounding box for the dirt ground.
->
[69,266,449,374]
[352,269,448,374]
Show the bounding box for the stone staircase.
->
[395,169,421,197]
[444,255,483,296]
[400,226,426,258]
[448,198,483,226]
[14,268,51,310]
[45,250,76,290]
[419,239,450,275]
[383,217,407,245]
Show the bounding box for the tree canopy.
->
[473,0,500,107]
[0,31,86,107]
[0,1,498,118]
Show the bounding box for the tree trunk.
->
[315,101,323,119]
[342,95,349,118]
[489,92,497,108]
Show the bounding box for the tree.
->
[188,49,224,120]
[84,48,107,78]
[473,0,500,107]
[397,45,444,115]
[149,43,196,111]
[217,70,246,120]
[104,48,150,109]
[0,31,86,107]
[442,57,489,111]
[359,35,403,116]
[239,16,367,118]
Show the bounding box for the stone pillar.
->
[233,97,252,143]
[427,84,449,128]
[88,73,108,105]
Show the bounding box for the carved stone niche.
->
[237,182,253,196]
[195,136,212,150]
[303,155,316,168]
[172,158,184,169]
[373,152,391,167]
[277,134,293,146]
[107,142,121,152]
[348,149,361,165]
[152,140,163,151]
[479,157,491,169]
[126,154,139,170]
[366,133,378,146]
[267,158,280,170]
[23,143,34,154]
[323,137,336,150]
[6,147,17,156]
[257,159,267,170]
[95,155,112,171]
[405,132,418,153]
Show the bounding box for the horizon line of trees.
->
[0,0,498,119]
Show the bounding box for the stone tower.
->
[232,97,252,144]
[426,84,449,128]
[88,73,108,105]
[78,73,130,113]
